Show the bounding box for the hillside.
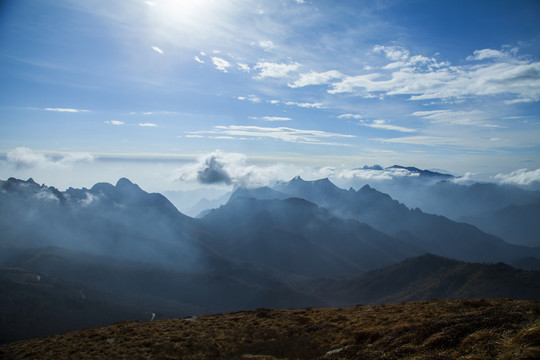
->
[1,299,538,360]
[297,254,540,306]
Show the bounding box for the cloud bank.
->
[172,150,301,187]
[494,168,540,186]
[6,148,94,169]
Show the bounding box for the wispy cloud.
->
[6,147,93,169]
[194,56,204,63]
[254,61,301,79]
[151,46,164,54]
[211,57,231,72]
[290,46,540,103]
[338,114,363,119]
[250,116,292,121]
[186,125,354,145]
[104,120,124,125]
[237,95,261,103]
[466,49,507,61]
[257,40,276,51]
[44,108,89,113]
[289,70,344,88]
[237,62,250,72]
[138,122,158,127]
[284,101,324,108]
[334,166,420,181]
[360,120,417,133]
[412,110,503,128]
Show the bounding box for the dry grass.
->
[1,299,538,360]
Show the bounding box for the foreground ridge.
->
[1,299,539,360]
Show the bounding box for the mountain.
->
[370,179,540,246]
[0,246,321,343]
[297,253,540,306]
[386,165,454,179]
[0,177,201,269]
[272,177,540,263]
[462,202,540,247]
[2,176,539,345]
[200,196,424,278]
[186,191,231,218]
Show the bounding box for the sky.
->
[1,0,540,192]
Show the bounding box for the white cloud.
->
[322,46,540,103]
[44,108,89,113]
[237,62,250,72]
[138,122,158,127]
[284,101,324,108]
[361,120,417,133]
[258,40,276,51]
[373,45,410,61]
[250,116,292,121]
[254,61,301,79]
[211,57,231,72]
[104,120,124,125]
[289,70,344,88]
[338,114,363,119]
[466,49,506,61]
[334,167,419,181]
[194,56,204,63]
[171,150,300,187]
[412,109,503,128]
[185,134,204,138]
[186,125,354,146]
[6,147,93,169]
[237,94,261,103]
[494,168,540,186]
[151,46,164,54]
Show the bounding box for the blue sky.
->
[1,0,540,191]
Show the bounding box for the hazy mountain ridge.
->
[200,196,424,277]
[1,175,539,344]
[297,253,540,306]
[267,176,540,263]
[356,177,540,247]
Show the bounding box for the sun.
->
[144,0,228,35]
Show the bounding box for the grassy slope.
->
[1,299,538,360]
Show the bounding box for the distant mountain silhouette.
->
[386,165,454,179]
[271,177,540,263]
[200,196,423,278]
[298,253,540,305]
[2,176,539,344]
[462,202,540,247]
[375,179,540,246]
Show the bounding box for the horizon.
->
[1,0,540,192]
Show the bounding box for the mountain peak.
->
[290,176,305,183]
[115,178,135,188]
[387,165,454,178]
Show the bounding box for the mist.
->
[2,172,540,343]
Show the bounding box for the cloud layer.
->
[185,125,354,146]
[172,150,300,187]
[494,168,540,186]
[6,148,94,169]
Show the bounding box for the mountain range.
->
[1,174,539,343]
